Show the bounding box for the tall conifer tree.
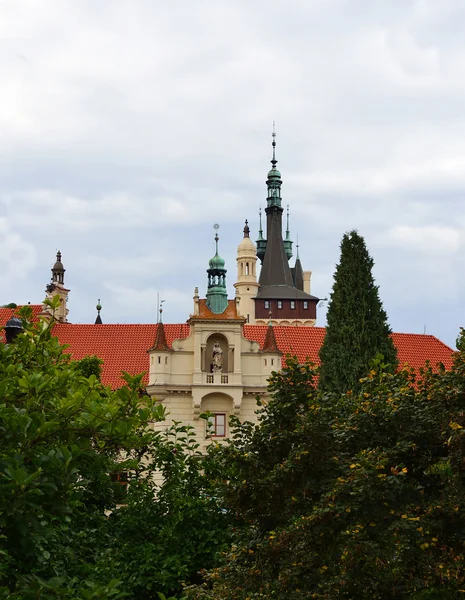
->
[318,230,397,394]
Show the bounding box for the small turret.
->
[283,206,293,261]
[206,228,228,315]
[256,208,267,264]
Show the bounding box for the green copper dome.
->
[267,167,281,180]
[209,252,225,269]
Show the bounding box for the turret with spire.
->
[206,228,229,315]
[256,208,267,264]
[284,205,293,261]
[257,125,294,289]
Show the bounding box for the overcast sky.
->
[1,0,464,349]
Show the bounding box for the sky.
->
[1,0,464,349]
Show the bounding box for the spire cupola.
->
[52,250,65,285]
[266,123,282,208]
[206,227,228,315]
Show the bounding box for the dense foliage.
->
[318,230,398,394]
[187,337,465,599]
[0,302,230,599]
[4,297,462,599]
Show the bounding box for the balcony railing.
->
[205,373,229,384]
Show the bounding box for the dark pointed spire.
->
[293,235,304,290]
[259,127,294,289]
[95,299,102,324]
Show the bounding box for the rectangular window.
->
[277,301,282,309]
[264,300,270,309]
[303,301,308,309]
[290,301,295,309]
[207,413,226,437]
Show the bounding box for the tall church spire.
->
[258,127,294,288]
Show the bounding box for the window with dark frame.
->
[277,301,282,309]
[264,300,270,309]
[290,301,295,309]
[207,413,226,437]
[303,301,308,309]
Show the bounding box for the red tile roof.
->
[53,323,190,388]
[0,307,455,388]
[244,325,455,371]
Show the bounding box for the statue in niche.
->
[211,342,223,372]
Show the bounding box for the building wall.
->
[255,298,317,320]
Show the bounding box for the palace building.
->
[0,134,455,442]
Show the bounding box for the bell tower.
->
[42,250,70,323]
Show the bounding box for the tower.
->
[206,230,228,315]
[42,251,70,323]
[234,220,259,324]
[254,128,319,326]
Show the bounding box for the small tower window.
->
[245,262,249,275]
[158,356,161,364]
[290,301,295,309]
[264,301,270,309]
[303,301,308,309]
[277,301,282,309]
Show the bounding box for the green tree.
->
[0,301,228,599]
[0,301,165,599]
[74,355,104,381]
[187,337,465,599]
[318,230,397,394]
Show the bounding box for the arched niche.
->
[203,333,231,373]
